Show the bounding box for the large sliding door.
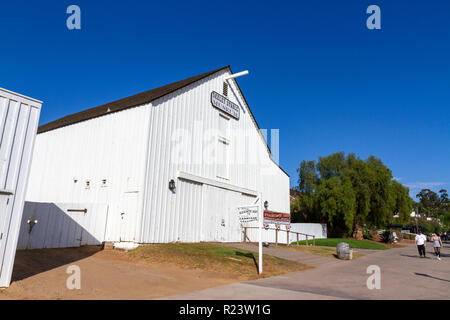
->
[201,185,256,242]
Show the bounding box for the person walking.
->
[415,231,427,258]
[431,232,443,260]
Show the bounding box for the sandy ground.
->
[0,246,241,300]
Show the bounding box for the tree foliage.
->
[291,152,413,237]
[415,189,450,231]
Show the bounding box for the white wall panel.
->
[26,105,150,243]
[17,202,108,250]
[203,185,257,243]
[0,88,42,287]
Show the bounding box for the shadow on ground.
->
[11,246,102,283]
[414,273,450,283]
[235,251,259,274]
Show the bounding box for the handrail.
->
[242,226,316,246]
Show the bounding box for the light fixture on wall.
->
[169,179,176,193]
[264,201,269,210]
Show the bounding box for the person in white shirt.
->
[415,231,427,258]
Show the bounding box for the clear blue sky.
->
[1,0,448,199]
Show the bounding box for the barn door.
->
[0,194,12,274]
[120,192,139,242]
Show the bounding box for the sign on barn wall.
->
[264,210,291,225]
[211,91,240,120]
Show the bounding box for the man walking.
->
[415,231,427,258]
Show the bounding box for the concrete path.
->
[226,242,337,267]
[164,243,450,300]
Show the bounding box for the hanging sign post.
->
[237,194,263,275]
[258,194,263,275]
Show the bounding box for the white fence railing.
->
[244,223,327,245]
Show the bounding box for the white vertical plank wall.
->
[24,67,290,246]
[16,202,109,250]
[0,88,42,287]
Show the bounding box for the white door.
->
[120,192,139,242]
[0,194,12,274]
[201,185,256,242]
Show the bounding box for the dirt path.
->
[0,246,241,300]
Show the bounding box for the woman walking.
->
[431,232,443,260]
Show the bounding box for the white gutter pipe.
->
[224,70,249,82]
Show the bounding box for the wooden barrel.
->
[336,242,352,260]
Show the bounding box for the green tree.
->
[297,160,319,194]
[365,156,394,227]
[390,180,413,223]
[416,189,441,217]
[316,177,356,236]
[293,152,414,237]
[344,154,372,237]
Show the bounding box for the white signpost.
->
[237,194,263,275]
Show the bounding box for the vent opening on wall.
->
[223,82,228,96]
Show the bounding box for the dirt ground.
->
[0,246,244,300]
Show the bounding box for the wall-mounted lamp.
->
[169,179,176,193]
[27,219,38,234]
[264,201,269,210]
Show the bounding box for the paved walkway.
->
[226,242,337,267]
[164,243,450,300]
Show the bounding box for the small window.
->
[223,82,228,96]
[85,180,91,189]
[101,179,108,187]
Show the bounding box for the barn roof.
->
[38,66,230,134]
[37,65,289,177]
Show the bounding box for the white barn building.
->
[26,66,290,245]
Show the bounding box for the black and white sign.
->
[238,206,259,224]
[211,91,240,120]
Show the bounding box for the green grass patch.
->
[291,238,389,250]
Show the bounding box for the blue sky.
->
[1,0,448,199]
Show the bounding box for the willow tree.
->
[294,152,413,237]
